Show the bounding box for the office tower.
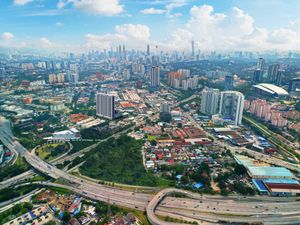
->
[219,91,245,126]
[225,74,234,90]
[160,103,171,114]
[200,87,219,115]
[96,93,115,120]
[191,40,195,57]
[147,44,150,56]
[253,69,262,83]
[150,66,160,88]
[267,64,279,82]
[256,57,265,71]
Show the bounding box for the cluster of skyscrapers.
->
[253,58,283,85]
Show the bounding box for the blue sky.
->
[1,0,300,52]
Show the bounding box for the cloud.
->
[58,0,124,16]
[14,0,33,6]
[56,22,64,27]
[39,37,53,48]
[140,8,166,15]
[165,0,188,18]
[1,32,15,40]
[160,4,300,51]
[84,24,150,50]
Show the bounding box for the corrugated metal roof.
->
[248,166,293,178]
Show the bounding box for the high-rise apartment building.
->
[150,66,160,88]
[219,91,244,126]
[201,87,219,115]
[160,103,171,114]
[96,93,115,120]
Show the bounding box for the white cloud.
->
[84,24,150,50]
[1,32,15,40]
[160,4,300,52]
[140,8,166,15]
[140,0,188,18]
[115,24,150,41]
[165,0,188,18]
[14,0,33,6]
[56,22,64,27]
[39,37,53,48]
[58,0,124,16]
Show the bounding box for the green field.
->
[80,135,171,187]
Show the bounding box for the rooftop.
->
[248,166,293,178]
[253,83,289,96]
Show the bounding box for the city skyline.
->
[1,0,300,53]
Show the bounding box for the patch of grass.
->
[147,135,157,141]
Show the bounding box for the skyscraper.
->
[267,64,280,82]
[96,93,115,120]
[253,69,262,83]
[256,57,265,71]
[147,44,150,56]
[225,74,234,90]
[191,40,195,57]
[150,66,160,88]
[275,70,283,86]
[200,87,219,115]
[219,91,245,126]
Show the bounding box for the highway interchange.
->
[1,113,300,224]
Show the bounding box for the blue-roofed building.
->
[193,182,204,189]
[176,174,183,180]
[264,179,299,185]
[252,179,268,195]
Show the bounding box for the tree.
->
[234,164,247,175]
[62,211,71,223]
